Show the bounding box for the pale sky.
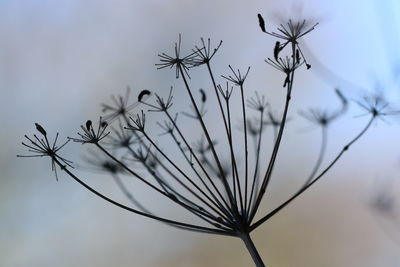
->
[2,0,400,266]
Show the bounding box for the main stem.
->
[241,233,265,267]
[249,43,297,223]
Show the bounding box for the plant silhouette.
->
[18,14,396,266]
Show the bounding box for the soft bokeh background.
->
[2,0,400,266]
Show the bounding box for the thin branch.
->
[249,43,297,223]
[178,65,239,216]
[53,157,236,236]
[163,110,235,218]
[247,111,264,217]
[299,126,327,190]
[98,143,233,228]
[250,115,375,231]
[140,132,234,225]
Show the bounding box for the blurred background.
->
[2,0,400,266]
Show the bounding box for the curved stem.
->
[206,62,231,140]
[112,173,216,231]
[53,157,235,236]
[240,84,250,216]
[247,110,264,217]
[163,110,234,217]
[249,43,297,223]
[97,143,233,228]
[300,126,327,189]
[225,95,245,214]
[165,131,232,218]
[179,65,238,215]
[130,153,224,226]
[250,115,375,231]
[112,174,149,212]
[207,61,244,214]
[141,131,233,224]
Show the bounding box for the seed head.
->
[222,65,251,86]
[127,110,146,132]
[18,124,73,180]
[156,34,198,79]
[300,89,348,127]
[247,91,268,112]
[101,87,146,123]
[258,14,317,69]
[106,120,138,149]
[69,117,110,144]
[355,93,397,121]
[266,56,303,87]
[217,82,233,100]
[190,38,223,67]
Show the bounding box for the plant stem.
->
[241,233,265,267]
[300,126,327,190]
[250,115,375,231]
[178,65,238,215]
[52,157,235,236]
[249,42,297,223]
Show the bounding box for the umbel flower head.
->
[258,13,318,69]
[82,149,124,175]
[355,93,397,121]
[258,14,317,43]
[69,117,110,144]
[222,65,251,86]
[156,34,198,79]
[247,91,268,112]
[300,88,348,127]
[106,120,138,149]
[126,110,146,132]
[140,87,174,112]
[265,55,303,87]
[190,38,223,67]
[17,123,73,180]
[101,87,151,123]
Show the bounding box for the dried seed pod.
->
[335,88,347,104]
[138,89,151,102]
[86,120,92,131]
[274,41,281,61]
[257,14,266,32]
[199,88,206,103]
[35,123,47,136]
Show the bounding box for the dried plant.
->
[18,14,396,266]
